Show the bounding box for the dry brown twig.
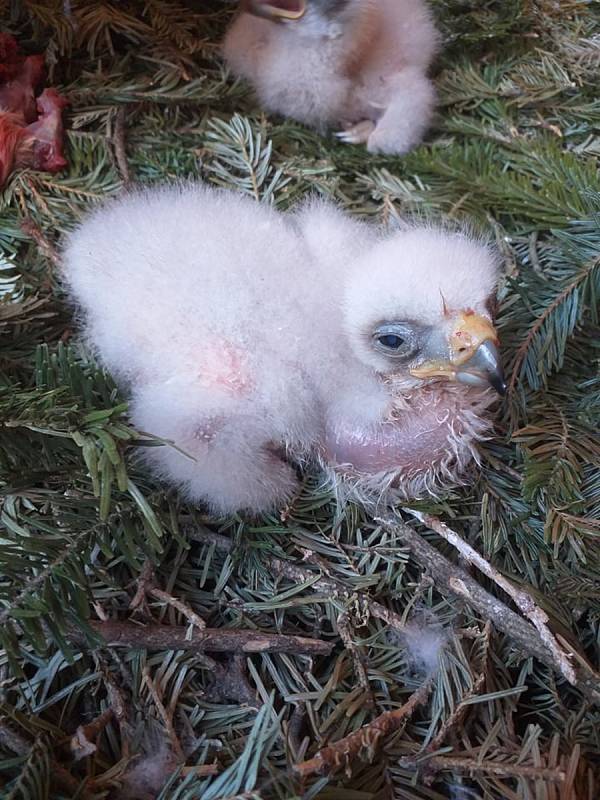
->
[73,619,333,657]
[20,217,61,266]
[375,514,600,704]
[142,666,184,760]
[180,763,219,777]
[398,734,581,793]
[112,105,133,187]
[98,660,133,758]
[149,585,207,630]
[404,509,577,686]
[336,611,375,709]
[130,559,206,631]
[294,679,433,778]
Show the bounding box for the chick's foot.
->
[335,119,376,145]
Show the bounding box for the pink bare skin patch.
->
[197,341,254,396]
[323,385,493,478]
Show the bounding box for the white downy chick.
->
[223,0,439,154]
[62,183,505,516]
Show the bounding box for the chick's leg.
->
[131,381,298,517]
[366,68,435,155]
[185,429,300,517]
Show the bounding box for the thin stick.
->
[129,558,154,612]
[180,764,219,777]
[337,612,374,709]
[398,753,566,783]
[142,667,184,760]
[20,218,61,266]
[73,620,333,656]
[113,106,132,187]
[149,586,207,631]
[130,559,206,630]
[404,510,577,686]
[99,661,132,758]
[294,679,432,778]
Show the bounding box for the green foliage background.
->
[0,0,599,797]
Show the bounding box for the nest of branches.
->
[0,1,599,798]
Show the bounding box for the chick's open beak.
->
[410,311,506,396]
[242,0,306,20]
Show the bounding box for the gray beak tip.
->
[490,373,507,396]
[456,340,506,397]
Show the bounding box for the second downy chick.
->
[223,0,439,154]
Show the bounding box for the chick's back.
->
[63,184,322,395]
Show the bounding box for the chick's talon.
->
[335,119,376,145]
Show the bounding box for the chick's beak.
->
[242,0,306,20]
[410,311,506,396]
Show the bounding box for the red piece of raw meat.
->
[0,32,68,187]
[22,88,69,172]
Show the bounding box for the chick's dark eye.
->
[378,334,405,350]
[372,322,420,360]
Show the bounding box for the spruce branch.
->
[186,526,413,635]
[397,753,569,783]
[507,256,600,395]
[130,559,207,630]
[424,621,490,756]
[20,218,61,267]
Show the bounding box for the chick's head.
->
[344,227,505,396]
[323,228,505,497]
